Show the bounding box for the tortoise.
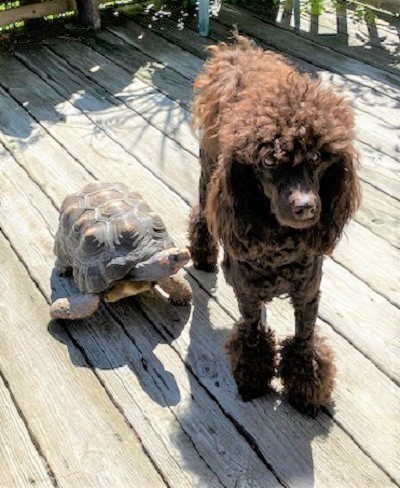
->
[50,182,192,320]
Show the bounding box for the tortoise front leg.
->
[158,271,192,306]
[50,293,101,320]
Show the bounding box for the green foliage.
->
[271,0,377,24]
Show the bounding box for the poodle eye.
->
[311,152,320,163]
[263,159,274,168]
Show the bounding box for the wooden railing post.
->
[198,0,210,36]
[76,0,101,29]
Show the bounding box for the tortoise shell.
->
[54,182,175,294]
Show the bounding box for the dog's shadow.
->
[175,265,336,487]
[49,267,335,486]
[48,269,190,407]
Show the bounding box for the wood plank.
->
[0,0,76,28]
[320,258,400,383]
[7,48,198,207]
[0,166,165,488]
[24,40,197,155]
[122,13,400,131]
[0,82,280,488]
[103,17,400,196]
[356,142,400,201]
[28,36,400,253]
[12,45,400,305]
[0,62,398,485]
[256,4,400,76]
[333,219,400,304]
[81,28,194,109]
[76,0,100,29]
[3,50,399,374]
[356,182,400,249]
[216,5,400,98]
[0,374,55,488]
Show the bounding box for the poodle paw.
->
[227,321,276,401]
[280,334,336,417]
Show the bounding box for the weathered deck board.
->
[0,9,399,486]
[0,141,395,487]
[256,4,400,75]
[120,13,400,131]
[216,6,400,99]
[0,174,166,487]
[0,89,278,488]
[0,374,55,488]
[0,60,398,485]
[13,40,400,295]
[49,35,400,248]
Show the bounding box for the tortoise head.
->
[132,247,191,281]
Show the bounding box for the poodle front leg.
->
[189,162,219,272]
[227,296,276,401]
[280,292,336,416]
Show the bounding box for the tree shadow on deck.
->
[0,15,195,179]
[249,0,400,75]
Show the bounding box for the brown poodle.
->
[189,36,361,416]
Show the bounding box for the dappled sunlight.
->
[0,3,399,486]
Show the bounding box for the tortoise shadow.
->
[48,269,190,407]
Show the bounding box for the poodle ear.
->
[205,157,235,247]
[316,148,361,254]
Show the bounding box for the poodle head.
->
[209,72,361,251]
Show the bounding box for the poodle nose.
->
[290,193,317,220]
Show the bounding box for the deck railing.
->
[0,0,211,33]
[0,0,397,35]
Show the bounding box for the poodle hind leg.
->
[189,159,219,272]
[188,204,219,272]
[227,298,276,401]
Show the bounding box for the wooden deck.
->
[0,4,399,487]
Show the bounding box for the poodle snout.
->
[274,188,320,229]
[289,190,318,221]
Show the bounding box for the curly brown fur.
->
[226,320,277,401]
[188,204,219,271]
[189,35,360,415]
[280,335,336,417]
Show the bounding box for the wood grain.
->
[0,374,55,488]
[0,152,166,488]
[0,69,397,484]
[0,95,277,488]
